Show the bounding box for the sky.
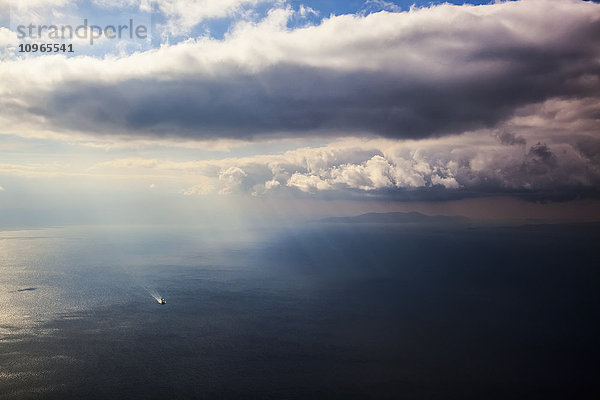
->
[0,0,599,227]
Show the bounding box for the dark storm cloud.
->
[497,132,526,146]
[522,143,558,173]
[28,43,600,139]
[3,0,600,141]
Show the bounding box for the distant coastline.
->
[320,212,470,225]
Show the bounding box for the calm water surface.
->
[1,223,598,399]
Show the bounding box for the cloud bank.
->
[91,95,600,200]
[1,0,599,204]
[1,0,599,142]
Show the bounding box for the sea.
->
[1,221,598,399]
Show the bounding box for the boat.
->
[159,297,166,304]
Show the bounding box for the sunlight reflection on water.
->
[0,225,260,331]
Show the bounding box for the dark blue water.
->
[1,223,599,399]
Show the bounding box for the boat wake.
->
[143,286,165,304]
